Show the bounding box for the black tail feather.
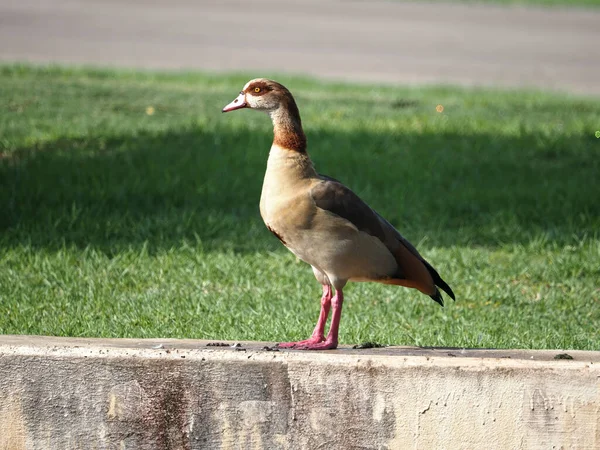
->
[423,260,456,302]
[430,289,445,307]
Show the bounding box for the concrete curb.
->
[1,335,599,449]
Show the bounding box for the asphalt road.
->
[1,0,599,95]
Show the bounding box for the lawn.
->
[1,65,599,349]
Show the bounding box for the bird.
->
[222,79,455,350]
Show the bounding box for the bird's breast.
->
[260,191,313,246]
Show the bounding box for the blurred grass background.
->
[1,65,599,349]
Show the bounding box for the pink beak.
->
[222,92,247,113]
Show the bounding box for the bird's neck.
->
[264,98,316,187]
[269,100,307,153]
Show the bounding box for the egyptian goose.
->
[222,79,455,350]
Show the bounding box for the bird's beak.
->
[222,92,247,113]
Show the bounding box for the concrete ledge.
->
[1,336,599,449]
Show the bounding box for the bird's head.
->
[222,78,293,114]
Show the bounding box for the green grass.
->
[1,64,599,349]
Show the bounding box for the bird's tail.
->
[423,260,455,307]
[430,288,445,307]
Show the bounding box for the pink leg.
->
[295,289,344,350]
[278,285,332,348]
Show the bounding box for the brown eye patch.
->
[245,82,270,96]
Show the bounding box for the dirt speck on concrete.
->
[352,342,386,349]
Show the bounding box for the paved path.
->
[1,0,599,95]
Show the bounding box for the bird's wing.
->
[311,176,389,244]
[310,177,433,289]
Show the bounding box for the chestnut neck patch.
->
[272,96,306,153]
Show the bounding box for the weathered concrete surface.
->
[1,0,599,96]
[0,335,599,449]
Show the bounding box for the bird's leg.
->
[309,284,333,341]
[277,284,332,348]
[296,289,343,350]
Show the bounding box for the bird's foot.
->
[295,339,338,350]
[277,336,324,349]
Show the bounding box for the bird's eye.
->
[254,87,261,93]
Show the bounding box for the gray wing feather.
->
[310,178,389,244]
